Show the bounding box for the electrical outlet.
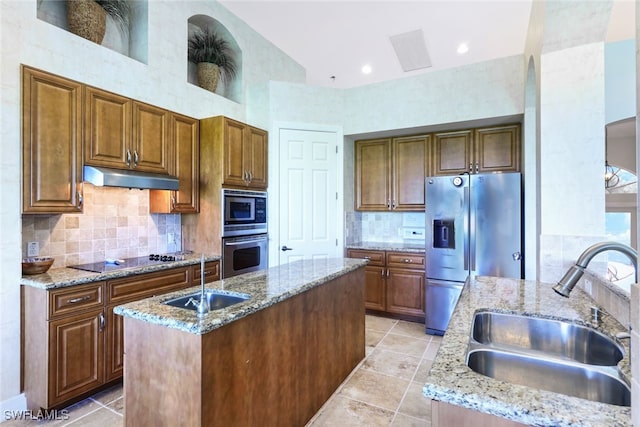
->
[27,241,39,257]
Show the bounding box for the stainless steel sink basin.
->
[467,348,630,406]
[466,310,630,407]
[164,290,250,311]
[472,311,623,366]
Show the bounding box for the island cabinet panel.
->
[432,400,527,427]
[21,65,83,214]
[123,268,365,427]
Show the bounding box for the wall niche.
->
[187,14,242,103]
[37,0,148,63]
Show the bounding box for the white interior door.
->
[278,128,340,265]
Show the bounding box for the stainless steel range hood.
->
[83,166,179,190]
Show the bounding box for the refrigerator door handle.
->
[464,186,470,271]
[468,186,476,272]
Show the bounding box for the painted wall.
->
[0,0,304,411]
[605,39,636,124]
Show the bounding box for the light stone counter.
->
[423,276,631,427]
[114,257,368,335]
[20,254,221,290]
[346,241,425,253]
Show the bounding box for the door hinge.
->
[335,145,338,154]
[336,238,338,246]
[336,192,338,200]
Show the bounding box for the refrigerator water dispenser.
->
[433,219,455,249]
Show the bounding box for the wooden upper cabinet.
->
[392,135,430,211]
[22,65,83,214]
[84,86,131,169]
[218,116,268,190]
[474,124,521,173]
[149,113,200,213]
[84,87,171,175]
[432,130,473,176]
[355,139,391,211]
[355,136,428,211]
[432,125,521,176]
[132,101,171,174]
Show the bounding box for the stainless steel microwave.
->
[222,189,267,237]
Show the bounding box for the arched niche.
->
[187,14,242,103]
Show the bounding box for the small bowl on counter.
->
[22,257,54,275]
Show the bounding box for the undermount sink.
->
[466,310,630,407]
[164,290,250,311]
[471,311,623,366]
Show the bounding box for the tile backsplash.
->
[21,184,181,268]
[345,211,426,245]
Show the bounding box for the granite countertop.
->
[423,276,631,426]
[346,241,425,253]
[114,257,368,335]
[20,254,222,290]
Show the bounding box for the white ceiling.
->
[219,0,635,89]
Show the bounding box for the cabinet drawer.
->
[49,282,105,319]
[386,252,425,270]
[347,250,385,267]
[192,261,220,285]
[108,267,190,304]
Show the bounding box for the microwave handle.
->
[224,238,266,246]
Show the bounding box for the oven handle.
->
[224,237,267,247]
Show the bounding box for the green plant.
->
[188,27,237,82]
[96,0,130,36]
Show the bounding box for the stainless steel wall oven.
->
[221,189,268,278]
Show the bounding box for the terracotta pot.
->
[67,0,107,44]
[197,63,220,92]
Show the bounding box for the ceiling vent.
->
[389,29,432,72]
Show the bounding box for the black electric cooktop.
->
[68,255,180,273]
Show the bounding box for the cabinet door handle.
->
[68,295,91,304]
[248,171,253,182]
[475,162,479,173]
[386,270,390,277]
[77,191,83,208]
[99,312,105,332]
[469,162,473,173]
[170,195,176,210]
[403,259,412,263]
[392,200,397,209]
[126,149,132,166]
[363,256,371,260]
[133,150,139,167]
[387,200,391,209]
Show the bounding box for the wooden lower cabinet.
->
[22,262,220,410]
[347,249,425,321]
[431,400,526,426]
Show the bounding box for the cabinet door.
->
[84,86,131,169]
[132,101,171,174]
[392,135,429,211]
[246,126,268,189]
[22,66,83,213]
[474,125,521,173]
[386,268,425,319]
[364,266,386,311]
[192,261,221,285]
[105,305,124,382]
[49,310,104,405]
[432,130,472,176]
[355,139,391,211]
[223,117,249,187]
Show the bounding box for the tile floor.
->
[4,315,441,427]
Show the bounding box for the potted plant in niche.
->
[188,27,237,93]
[66,0,130,44]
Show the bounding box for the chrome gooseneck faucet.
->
[553,242,638,297]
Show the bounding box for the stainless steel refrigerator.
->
[425,172,522,335]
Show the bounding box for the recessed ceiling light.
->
[457,43,469,55]
[361,64,372,74]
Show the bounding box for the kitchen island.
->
[423,276,631,427]
[115,258,367,426]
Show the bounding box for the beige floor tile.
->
[105,397,124,415]
[89,384,123,406]
[397,382,432,420]
[392,412,431,427]
[64,408,122,427]
[363,348,421,380]
[389,320,429,340]
[413,357,434,384]
[423,340,441,360]
[366,329,386,349]
[365,315,398,333]
[307,395,395,427]
[339,369,410,412]
[378,333,430,358]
